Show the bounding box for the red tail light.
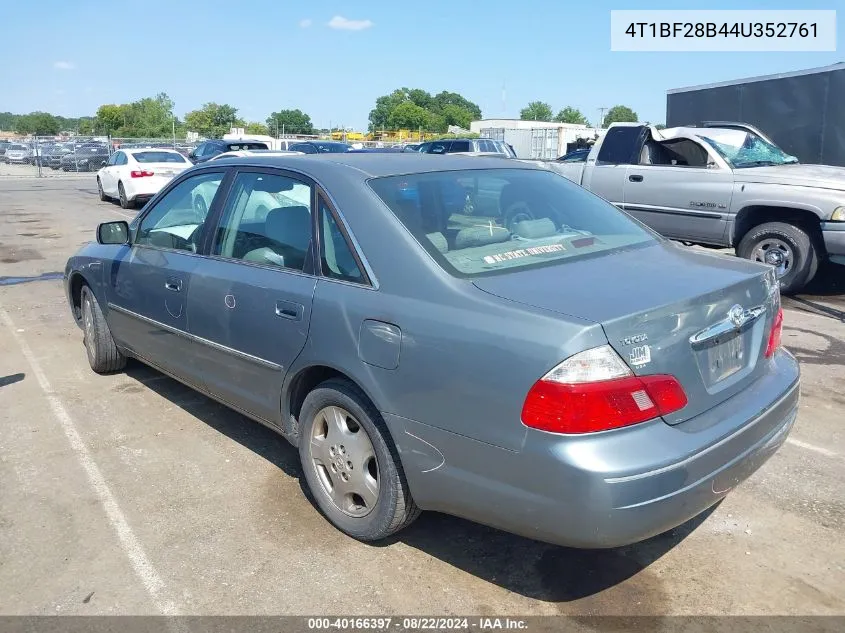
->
[522,374,688,434]
[764,307,783,358]
[130,170,154,178]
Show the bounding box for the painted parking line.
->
[786,437,839,459]
[0,304,180,616]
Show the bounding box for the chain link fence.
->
[0,136,200,177]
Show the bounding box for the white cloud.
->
[327,15,374,31]
[54,61,75,70]
[299,18,312,28]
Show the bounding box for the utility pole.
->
[597,107,608,129]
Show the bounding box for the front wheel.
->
[298,378,420,541]
[737,221,817,295]
[80,286,126,373]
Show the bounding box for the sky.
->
[0,0,842,130]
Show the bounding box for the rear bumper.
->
[821,221,845,264]
[388,349,800,548]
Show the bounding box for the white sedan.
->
[97,148,193,209]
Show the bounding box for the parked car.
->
[97,148,193,209]
[5,143,33,164]
[61,145,110,172]
[0,140,11,160]
[45,143,75,169]
[418,138,516,157]
[526,122,845,293]
[287,141,351,154]
[65,154,798,549]
[188,139,270,164]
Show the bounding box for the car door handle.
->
[275,300,303,321]
[165,278,182,292]
[628,174,644,182]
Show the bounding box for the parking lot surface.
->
[0,177,843,616]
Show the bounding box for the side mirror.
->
[97,220,130,245]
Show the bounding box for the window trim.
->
[315,193,372,288]
[200,166,319,277]
[130,167,234,257]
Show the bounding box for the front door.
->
[100,151,120,195]
[187,168,317,424]
[623,139,734,243]
[105,170,228,382]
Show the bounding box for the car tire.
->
[80,285,126,374]
[118,182,133,209]
[298,378,421,541]
[737,221,817,295]
[97,178,109,201]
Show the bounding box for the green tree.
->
[0,112,18,130]
[368,88,482,132]
[433,91,482,121]
[77,118,94,135]
[15,112,60,135]
[265,109,314,135]
[185,103,243,138]
[603,105,638,127]
[441,104,473,130]
[245,122,269,135]
[387,102,431,130]
[554,106,588,125]
[95,104,126,134]
[520,101,553,122]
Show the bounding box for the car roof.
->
[204,153,541,179]
[124,147,182,154]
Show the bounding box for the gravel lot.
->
[0,177,843,616]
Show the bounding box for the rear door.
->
[186,168,317,424]
[582,125,647,205]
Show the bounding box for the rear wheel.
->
[80,286,126,373]
[298,378,420,541]
[737,221,817,295]
[97,178,109,201]
[118,182,133,209]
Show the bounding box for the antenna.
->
[598,107,608,128]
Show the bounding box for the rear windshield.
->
[368,168,655,278]
[132,151,189,163]
[226,142,268,151]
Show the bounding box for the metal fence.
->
[0,136,201,177]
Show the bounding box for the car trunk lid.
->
[471,242,779,425]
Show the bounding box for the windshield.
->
[133,151,188,163]
[368,168,655,278]
[698,129,798,168]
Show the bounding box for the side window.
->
[136,172,224,252]
[213,171,313,271]
[106,152,118,166]
[117,152,128,166]
[319,199,364,284]
[448,140,471,153]
[596,127,644,165]
[429,141,449,154]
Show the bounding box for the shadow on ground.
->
[123,360,715,608]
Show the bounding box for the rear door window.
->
[448,140,471,153]
[596,126,645,165]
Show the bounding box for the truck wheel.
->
[737,222,817,295]
[298,378,421,541]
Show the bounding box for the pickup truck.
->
[519,122,845,294]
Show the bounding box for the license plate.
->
[707,334,745,382]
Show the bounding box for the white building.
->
[470,118,586,133]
